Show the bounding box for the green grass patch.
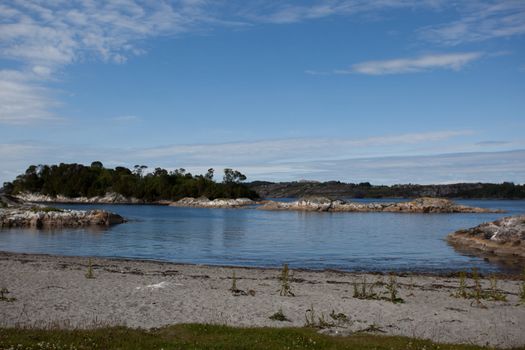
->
[0,324,511,350]
[29,206,64,213]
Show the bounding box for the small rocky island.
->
[170,197,256,208]
[448,215,525,258]
[258,196,503,213]
[0,194,125,229]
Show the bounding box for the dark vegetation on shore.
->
[0,324,508,350]
[3,162,258,201]
[248,181,525,199]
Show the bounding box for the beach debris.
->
[135,281,180,290]
[0,287,16,302]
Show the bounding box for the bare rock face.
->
[448,215,525,258]
[170,197,256,208]
[258,197,502,213]
[0,208,126,229]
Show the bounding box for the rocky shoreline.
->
[11,192,505,214]
[258,197,503,213]
[0,193,126,229]
[448,215,525,259]
[0,208,125,229]
[14,192,144,204]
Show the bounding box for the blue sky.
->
[0,0,524,184]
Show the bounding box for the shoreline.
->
[0,250,523,279]
[1,251,524,347]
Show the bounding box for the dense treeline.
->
[3,162,258,201]
[248,181,525,199]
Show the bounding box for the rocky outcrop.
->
[447,215,525,258]
[0,208,126,229]
[170,197,256,208]
[258,197,503,213]
[14,192,143,204]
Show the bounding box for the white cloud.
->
[0,1,520,125]
[247,0,444,24]
[134,130,473,162]
[420,1,525,45]
[110,115,141,123]
[336,52,483,75]
[2,129,525,185]
[0,69,61,124]
[1,140,523,185]
[0,0,234,125]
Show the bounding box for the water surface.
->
[1,199,523,274]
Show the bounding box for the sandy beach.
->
[0,251,524,348]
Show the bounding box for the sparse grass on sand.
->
[0,324,515,350]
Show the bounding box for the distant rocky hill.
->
[247,181,525,199]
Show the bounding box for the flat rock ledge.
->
[258,197,502,213]
[15,192,143,204]
[170,197,256,208]
[0,208,126,229]
[448,215,525,258]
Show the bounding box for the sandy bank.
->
[0,252,523,348]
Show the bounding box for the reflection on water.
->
[0,199,524,274]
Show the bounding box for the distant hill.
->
[247,181,525,199]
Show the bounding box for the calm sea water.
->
[1,199,524,274]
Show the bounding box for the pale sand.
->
[0,252,524,348]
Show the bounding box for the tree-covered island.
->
[3,162,258,201]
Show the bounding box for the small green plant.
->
[352,276,379,300]
[230,271,237,291]
[279,264,294,296]
[329,310,351,327]
[85,259,95,279]
[229,271,247,296]
[0,287,16,302]
[385,274,404,304]
[305,304,316,327]
[453,271,469,298]
[269,308,290,322]
[470,268,486,308]
[488,275,507,301]
[304,304,334,329]
[519,268,525,304]
[30,206,64,213]
[356,323,386,333]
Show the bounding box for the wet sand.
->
[0,251,524,348]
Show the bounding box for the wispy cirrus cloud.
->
[0,0,241,125]
[1,140,524,185]
[420,0,525,45]
[0,1,521,125]
[245,0,444,24]
[0,69,62,124]
[335,52,483,75]
[134,130,474,162]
